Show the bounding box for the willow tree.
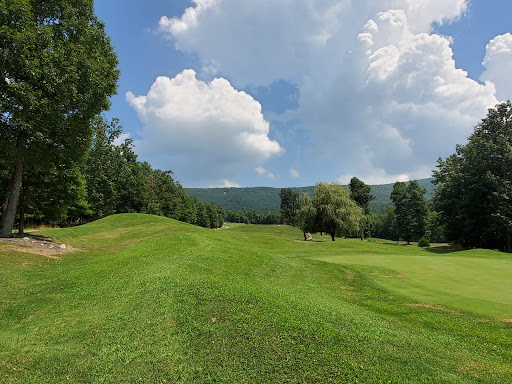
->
[297,194,318,241]
[0,0,119,236]
[297,182,363,241]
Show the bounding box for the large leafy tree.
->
[296,194,318,240]
[297,182,363,241]
[434,101,512,252]
[0,0,118,236]
[390,180,428,244]
[349,177,375,240]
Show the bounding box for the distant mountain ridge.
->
[186,178,435,214]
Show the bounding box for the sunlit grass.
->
[1,214,511,383]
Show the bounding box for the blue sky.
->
[94,0,512,188]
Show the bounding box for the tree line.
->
[224,209,282,225]
[1,116,225,234]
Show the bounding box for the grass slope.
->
[185,178,435,213]
[1,214,511,383]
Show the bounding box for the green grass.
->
[1,214,511,383]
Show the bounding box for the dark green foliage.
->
[349,177,375,240]
[18,163,91,229]
[196,203,210,228]
[434,102,512,251]
[425,209,446,243]
[279,188,299,226]
[418,236,430,248]
[349,177,374,214]
[225,210,282,224]
[371,206,400,241]
[391,180,428,243]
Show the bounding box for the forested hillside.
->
[186,179,435,214]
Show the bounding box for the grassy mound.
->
[1,214,511,383]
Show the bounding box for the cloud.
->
[255,166,276,179]
[481,33,512,102]
[159,0,469,86]
[156,0,507,185]
[210,180,241,188]
[290,168,300,178]
[126,69,283,185]
[112,132,131,147]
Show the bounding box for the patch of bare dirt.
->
[0,237,76,259]
[406,303,461,315]
[380,273,407,278]
[499,318,512,323]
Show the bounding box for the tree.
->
[372,206,399,241]
[296,194,318,240]
[349,177,375,240]
[390,180,428,244]
[279,188,299,226]
[297,183,363,241]
[434,101,512,252]
[83,117,123,218]
[17,160,91,234]
[0,0,119,236]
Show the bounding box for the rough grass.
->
[1,214,511,383]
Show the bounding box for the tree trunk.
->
[361,227,364,241]
[17,189,26,237]
[330,232,335,241]
[303,232,307,241]
[0,133,27,238]
[506,228,512,253]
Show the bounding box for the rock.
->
[59,244,67,249]
[23,237,29,240]
[305,232,313,241]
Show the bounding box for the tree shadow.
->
[424,246,459,254]
[18,233,53,242]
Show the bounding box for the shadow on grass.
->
[423,246,459,254]
[17,233,53,242]
[370,239,460,254]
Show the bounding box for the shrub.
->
[418,236,430,248]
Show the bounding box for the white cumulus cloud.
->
[153,0,509,184]
[481,33,512,102]
[126,69,283,185]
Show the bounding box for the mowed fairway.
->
[1,214,511,383]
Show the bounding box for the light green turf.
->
[1,214,511,383]
[310,246,512,318]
